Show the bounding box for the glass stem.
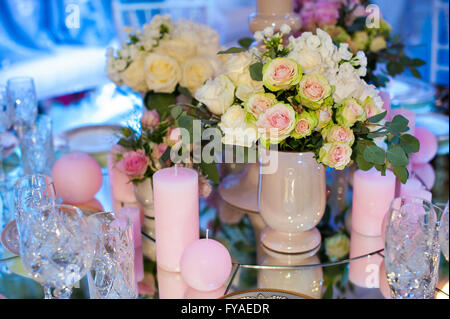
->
[44,285,53,299]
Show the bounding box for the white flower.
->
[121,56,148,92]
[144,53,181,93]
[288,48,323,74]
[254,31,264,42]
[195,75,235,115]
[219,105,258,147]
[180,56,215,94]
[306,35,321,49]
[336,43,352,61]
[157,38,197,63]
[280,24,291,34]
[263,26,274,37]
[224,52,253,85]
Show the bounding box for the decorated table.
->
[0,0,449,300]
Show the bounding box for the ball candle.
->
[352,168,396,236]
[118,206,142,249]
[180,231,232,292]
[400,178,432,202]
[184,285,227,299]
[51,152,102,204]
[153,166,199,272]
[379,91,391,115]
[412,127,438,164]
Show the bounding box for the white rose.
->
[195,75,235,115]
[144,53,181,93]
[157,38,197,63]
[224,52,253,85]
[219,105,258,147]
[288,48,323,74]
[121,57,148,92]
[180,56,214,93]
[306,35,321,49]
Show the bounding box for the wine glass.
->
[87,212,136,299]
[439,201,449,261]
[18,204,93,299]
[0,86,14,182]
[6,77,37,138]
[384,196,441,299]
[14,174,56,232]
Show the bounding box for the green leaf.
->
[393,166,409,184]
[410,58,426,67]
[386,115,409,134]
[144,92,176,118]
[249,62,263,81]
[387,145,409,166]
[238,37,253,49]
[177,85,192,98]
[367,111,387,123]
[217,47,247,54]
[200,161,220,184]
[409,67,421,79]
[363,145,386,165]
[399,134,420,154]
[387,61,405,76]
[177,115,195,140]
[356,155,374,171]
[170,105,183,120]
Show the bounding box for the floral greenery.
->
[296,0,426,87]
[209,26,419,183]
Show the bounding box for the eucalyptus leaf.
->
[200,161,220,184]
[393,166,409,184]
[387,146,409,166]
[217,47,247,54]
[356,155,374,171]
[399,134,420,154]
[145,92,176,118]
[177,115,195,140]
[386,115,409,134]
[249,62,263,81]
[238,37,253,49]
[363,145,386,165]
[367,111,387,124]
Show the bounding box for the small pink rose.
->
[151,143,168,160]
[167,127,181,146]
[117,149,149,178]
[141,110,160,130]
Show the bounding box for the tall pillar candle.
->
[153,167,199,272]
[352,168,396,236]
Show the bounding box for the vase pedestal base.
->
[260,227,322,254]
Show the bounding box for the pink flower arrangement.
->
[117,149,149,178]
[298,0,340,31]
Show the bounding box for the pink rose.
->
[151,143,168,160]
[319,142,353,170]
[141,110,160,130]
[117,149,149,178]
[166,127,181,146]
[256,103,296,144]
[323,125,355,146]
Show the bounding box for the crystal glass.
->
[19,115,54,175]
[0,86,14,181]
[384,197,441,299]
[14,174,56,233]
[439,202,449,261]
[6,77,37,137]
[18,204,93,299]
[87,212,136,299]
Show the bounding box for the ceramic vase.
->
[258,150,326,254]
[249,0,301,33]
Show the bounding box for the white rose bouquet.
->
[195,25,420,183]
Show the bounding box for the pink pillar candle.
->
[389,108,416,134]
[400,178,432,201]
[180,237,232,292]
[412,127,438,164]
[348,231,383,288]
[378,261,391,299]
[157,267,188,299]
[153,167,199,272]
[118,206,142,249]
[134,245,144,283]
[107,147,137,203]
[352,168,396,236]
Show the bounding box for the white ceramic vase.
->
[258,150,326,254]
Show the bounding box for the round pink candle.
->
[348,230,383,288]
[157,267,188,299]
[184,285,227,299]
[412,163,435,190]
[180,237,232,292]
[51,152,102,204]
[154,167,199,272]
[412,127,438,164]
[400,178,432,201]
[352,168,396,236]
[118,206,142,249]
[389,108,415,134]
[107,147,137,203]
